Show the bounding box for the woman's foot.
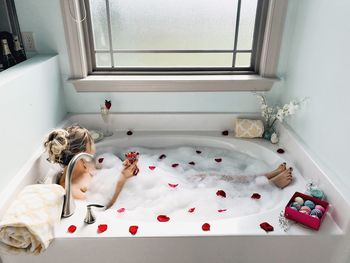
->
[270,168,293,189]
[265,163,287,179]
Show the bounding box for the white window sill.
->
[69,75,277,92]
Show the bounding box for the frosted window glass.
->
[109,0,238,50]
[89,0,110,50]
[235,53,251,67]
[237,0,258,50]
[96,53,112,67]
[114,53,233,67]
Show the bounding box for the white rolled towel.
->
[0,184,64,254]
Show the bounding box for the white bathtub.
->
[0,114,349,263]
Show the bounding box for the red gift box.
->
[284,192,329,230]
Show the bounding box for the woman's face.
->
[86,138,96,155]
[77,138,96,173]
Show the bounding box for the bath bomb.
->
[300,206,311,214]
[310,209,323,218]
[299,210,309,215]
[304,200,316,210]
[310,189,325,200]
[291,202,301,210]
[315,205,325,213]
[290,207,298,211]
[294,197,304,206]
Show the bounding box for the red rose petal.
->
[105,100,112,110]
[251,193,261,199]
[260,222,274,232]
[149,166,156,170]
[196,150,202,154]
[127,130,133,136]
[188,207,196,213]
[188,161,195,165]
[67,225,77,233]
[117,208,126,213]
[159,154,167,159]
[129,225,138,235]
[98,158,104,163]
[222,130,229,136]
[168,183,178,188]
[202,223,211,231]
[171,163,179,168]
[216,190,226,198]
[133,168,139,176]
[157,215,170,222]
[277,148,285,154]
[215,158,222,163]
[218,209,227,213]
[97,224,108,233]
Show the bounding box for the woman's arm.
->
[106,177,127,209]
[106,160,138,209]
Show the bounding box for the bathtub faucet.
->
[62,152,95,218]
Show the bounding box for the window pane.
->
[89,0,110,50]
[235,53,251,67]
[109,0,238,50]
[96,53,112,67]
[114,53,233,67]
[237,0,258,50]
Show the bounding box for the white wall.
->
[0,56,66,192]
[278,0,350,197]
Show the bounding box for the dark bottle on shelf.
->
[13,35,26,63]
[1,39,16,69]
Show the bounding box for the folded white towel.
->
[0,184,64,254]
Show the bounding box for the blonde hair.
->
[44,125,93,166]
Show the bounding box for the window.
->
[61,0,288,91]
[86,0,262,73]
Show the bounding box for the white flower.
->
[276,109,284,122]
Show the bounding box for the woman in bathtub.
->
[44,125,138,209]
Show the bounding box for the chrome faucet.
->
[62,152,95,218]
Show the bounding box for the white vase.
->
[270,132,279,144]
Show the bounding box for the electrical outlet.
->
[21,32,36,52]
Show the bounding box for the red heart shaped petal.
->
[67,225,77,233]
[168,183,178,188]
[277,148,285,154]
[222,130,229,136]
[251,193,261,199]
[117,208,126,213]
[171,163,179,168]
[216,190,226,198]
[129,225,138,235]
[159,154,167,159]
[149,166,156,170]
[260,222,274,232]
[188,161,195,165]
[215,158,222,163]
[202,223,211,231]
[105,100,112,110]
[218,209,227,213]
[98,158,104,163]
[98,224,108,233]
[188,207,195,213]
[157,215,170,222]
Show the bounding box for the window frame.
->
[61,0,288,92]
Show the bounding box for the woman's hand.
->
[121,159,139,180]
